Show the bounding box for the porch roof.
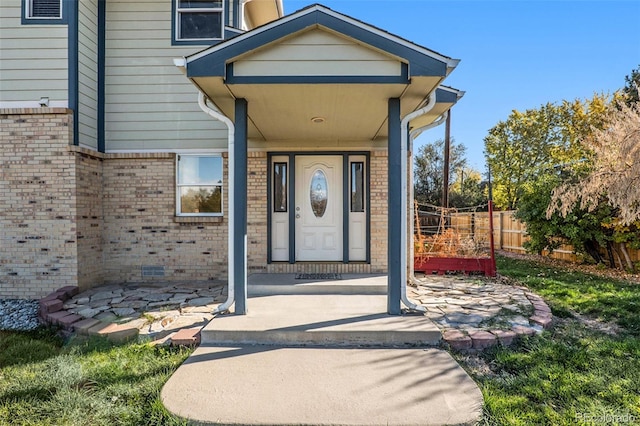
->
[181,4,463,141]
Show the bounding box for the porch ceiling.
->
[194,75,449,141]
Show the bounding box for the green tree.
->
[484,103,560,210]
[622,65,639,105]
[484,96,608,210]
[484,94,617,266]
[515,172,613,265]
[414,138,466,206]
[548,96,640,270]
[448,167,488,209]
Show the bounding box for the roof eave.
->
[185,4,456,80]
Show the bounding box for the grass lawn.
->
[2,255,639,425]
[465,255,640,425]
[0,330,193,425]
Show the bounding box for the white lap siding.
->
[233,29,403,77]
[105,0,228,152]
[0,0,68,106]
[78,0,99,149]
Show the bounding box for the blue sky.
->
[284,0,640,171]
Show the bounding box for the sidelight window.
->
[350,162,365,212]
[273,162,288,212]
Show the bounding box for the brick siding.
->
[75,149,104,289]
[0,109,79,298]
[101,153,228,284]
[1,109,391,298]
[370,149,388,273]
[247,152,268,274]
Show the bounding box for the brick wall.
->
[74,148,104,290]
[370,149,388,273]
[0,108,79,298]
[101,153,229,283]
[1,110,392,298]
[247,152,268,274]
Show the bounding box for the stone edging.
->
[38,286,201,346]
[442,287,553,352]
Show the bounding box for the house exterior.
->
[0,0,463,314]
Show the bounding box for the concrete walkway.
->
[162,346,482,426]
[161,275,484,425]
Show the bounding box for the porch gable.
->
[185,4,458,80]
[229,28,407,82]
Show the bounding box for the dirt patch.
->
[558,311,622,336]
[456,353,497,379]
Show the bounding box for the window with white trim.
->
[176,155,223,216]
[25,0,62,20]
[175,0,224,42]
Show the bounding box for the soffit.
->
[194,75,446,141]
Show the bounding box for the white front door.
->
[295,155,343,261]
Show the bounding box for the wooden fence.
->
[446,210,640,264]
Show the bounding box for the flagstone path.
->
[412,274,553,351]
[38,274,552,351]
[39,281,226,345]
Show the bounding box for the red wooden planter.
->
[414,256,496,276]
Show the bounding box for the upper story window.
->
[174,0,224,44]
[22,0,65,24]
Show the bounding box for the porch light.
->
[311,116,325,124]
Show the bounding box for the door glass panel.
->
[351,162,365,212]
[273,162,287,212]
[310,169,328,218]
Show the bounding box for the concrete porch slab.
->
[201,294,441,347]
[161,345,483,425]
[202,274,440,347]
[247,273,388,296]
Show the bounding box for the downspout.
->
[198,92,236,314]
[408,111,448,284]
[399,93,437,312]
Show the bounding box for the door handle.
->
[296,214,301,219]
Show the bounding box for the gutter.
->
[399,93,437,313]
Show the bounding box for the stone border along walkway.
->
[38,282,227,346]
[38,275,552,351]
[411,274,553,352]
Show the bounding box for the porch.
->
[177,4,464,315]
